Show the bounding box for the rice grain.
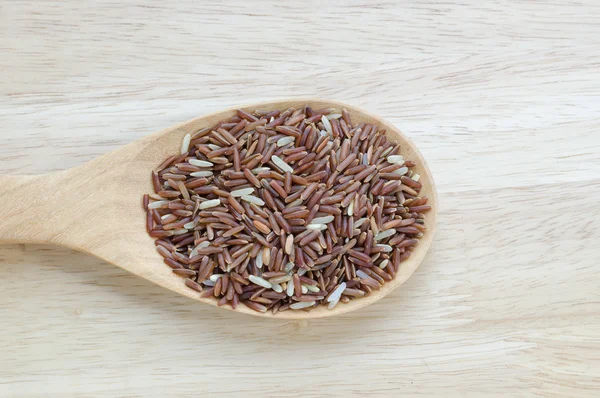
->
[231,187,255,197]
[181,134,191,154]
[249,275,272,289]
[271,155,294,173]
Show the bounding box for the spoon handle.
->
[0,174,68,245]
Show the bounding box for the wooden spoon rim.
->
[132,97,437,319]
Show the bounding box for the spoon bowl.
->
[0,99,437,318]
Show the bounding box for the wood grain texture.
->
[1,0,599,396]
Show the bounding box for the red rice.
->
[144,105,431,313]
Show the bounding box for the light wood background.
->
[1,1,599,397]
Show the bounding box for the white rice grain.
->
[306,223,327,230]
[328,299,340,310]
[305,284,320,293]
[190,171,214,178]
[181,133,191,154]
[271,155,293,173]
[241,195,265,206]
[393,166,408,176]
[298,268,307,276]
[321,115,332,133]
[249,275,272,289]
[387,155,404,164]
[381,147,394,157]
[326,113,342,120]
[231,187,255,197]
[354,218,367,228]
[207,144,221,150]
[202,279,215,287]
[356,270,370,280]
[188,159,214,167]
[301,285,308,294]
[412,173,421,182]
[378,259,390,269]
[252,167,270,174]
[376,244,393,253]
[291,301,315,310]
[311,216,334,224]
[199,199,221,209]
[271,283,283,293]
[375,229,395,241]
[327,282,347,303]
[255,251,263,269]
[183,221,196,230]
[286,280,295,296]
[277,136,295,147]
[209,274,224,282]
[347,201,354,216]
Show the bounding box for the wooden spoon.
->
[0,99,437,319]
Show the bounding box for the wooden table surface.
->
[1,1,599,397]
